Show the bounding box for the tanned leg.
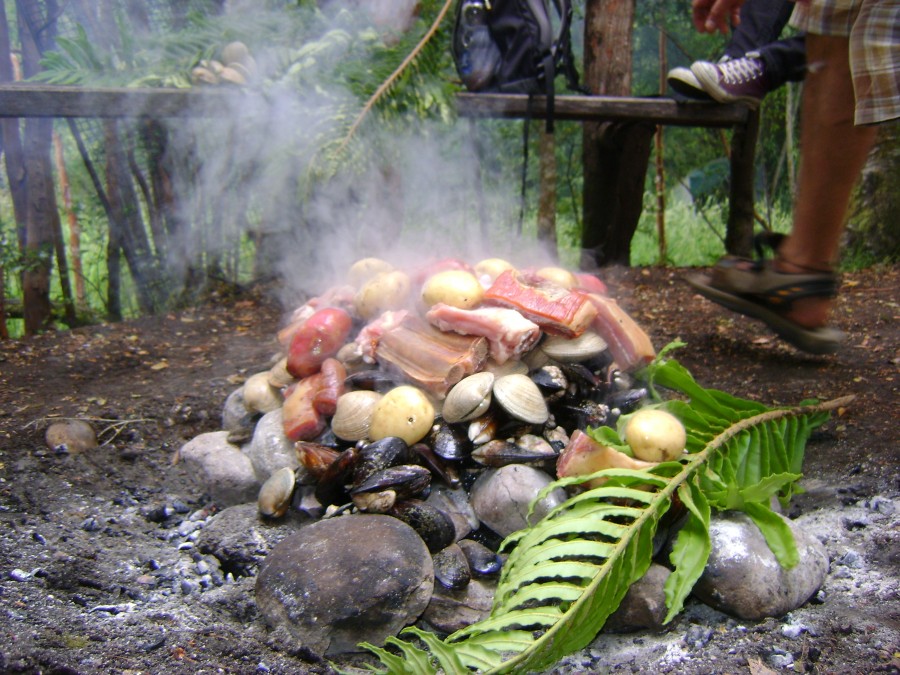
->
[776,33,878,328]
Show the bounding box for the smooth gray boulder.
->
[255,514,434,656]
[468,465,568,538]
[692,510,829,620]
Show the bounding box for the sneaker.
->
[690,54,769,106]
[666,66,712,101]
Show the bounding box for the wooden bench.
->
[456,92,760,262]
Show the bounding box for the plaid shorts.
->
[791,0,900,124]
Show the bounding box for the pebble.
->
[45,419,98,455]
[244,409,305,481]
[9,568,31,582]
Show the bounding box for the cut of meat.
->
[425,303,542,364]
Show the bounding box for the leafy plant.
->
[358,345,850,673]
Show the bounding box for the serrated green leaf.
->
[663,480,711,623]
[742,501,799,569]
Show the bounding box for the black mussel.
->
[560,362,602,395]
[471,437,557,468]
[411,443,461,489]
[531,365,568,397]
[312,426,342,449]
[432,543,472,589]
[350,464,432,501]
[552,400,611,430]
[389,499,457,553]
[314,447,358,507]
[296,442,341,481]
[608,387,648,414]
[344,369,405,393]
[352,436,412,485]
[458,539,503,576]
[430,421,470,461]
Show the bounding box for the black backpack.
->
[452,0,582,108]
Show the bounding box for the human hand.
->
[691,0,745,34]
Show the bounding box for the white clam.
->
[443,372,495,424]
[540,330,609,362]
[243,371,284,414]
[492,373,549,425]
[331,390,383,441]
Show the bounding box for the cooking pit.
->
[0,265,897,674]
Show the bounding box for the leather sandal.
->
[686,234,845,354]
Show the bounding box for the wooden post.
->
[725,107,760,256]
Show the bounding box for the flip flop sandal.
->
[686,238,844,354]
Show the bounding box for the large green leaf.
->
[359,352,851,673]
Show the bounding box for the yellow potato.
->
[353,270,411,319]
[624,409,687,462]
[535,266,578,288]
[347,257,394,288]
[421,270,484,309]
[368,386,435,445]
[473,258,515,285]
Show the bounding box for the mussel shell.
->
[552,400,611,430]
[344,369,405,393]
[470,438,557,468]
[442,372,494,424]
[314,447,358,507]
[411,442,461,489]
[257,467,296,519]
[458,539,503,576]
[430,421,471,461]
[431,543,472,589]
[530,365,568,396]
[352,436,413,485]
[350,464,431,500]
[295,442,340,481]
[492,373,549,425]
[607,387,649,414]
[389,499,456,553]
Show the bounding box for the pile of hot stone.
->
[177,257,829,657]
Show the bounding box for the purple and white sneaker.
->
[690,54,770,107]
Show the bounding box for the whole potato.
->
[535,266,578,288]
[348,257,394,288]
[624,409,687,462]
[353,270,411,319]
[421,269,484,309]
[368,385,435,445]
[474,258,515,285]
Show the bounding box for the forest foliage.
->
[0,0,895,338]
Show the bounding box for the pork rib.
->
[425,303,542,364]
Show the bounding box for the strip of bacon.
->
[586,293,656,371]
[482,270,597,338]
[425,303,541,364]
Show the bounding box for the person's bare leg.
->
[776,34,878,328]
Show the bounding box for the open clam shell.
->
[258,467,296,519]
[442,372,494,424]
[492,373,549,425]
[540,330,608,362]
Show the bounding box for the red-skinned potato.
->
[286,307,353,379]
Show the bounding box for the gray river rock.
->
[255,514,434,656]
[468,464,569,538]
[692,510,829,620]
[177,430,261,506]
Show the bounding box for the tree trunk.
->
[0,4,27,254]
[54,130,86,307]
[580,0,653,269]
[18,0,61,335]
[104,120,163,313]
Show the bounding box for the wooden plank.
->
[456,92,750,127]
[0,84,241,118]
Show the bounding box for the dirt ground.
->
[0,264,897,674]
